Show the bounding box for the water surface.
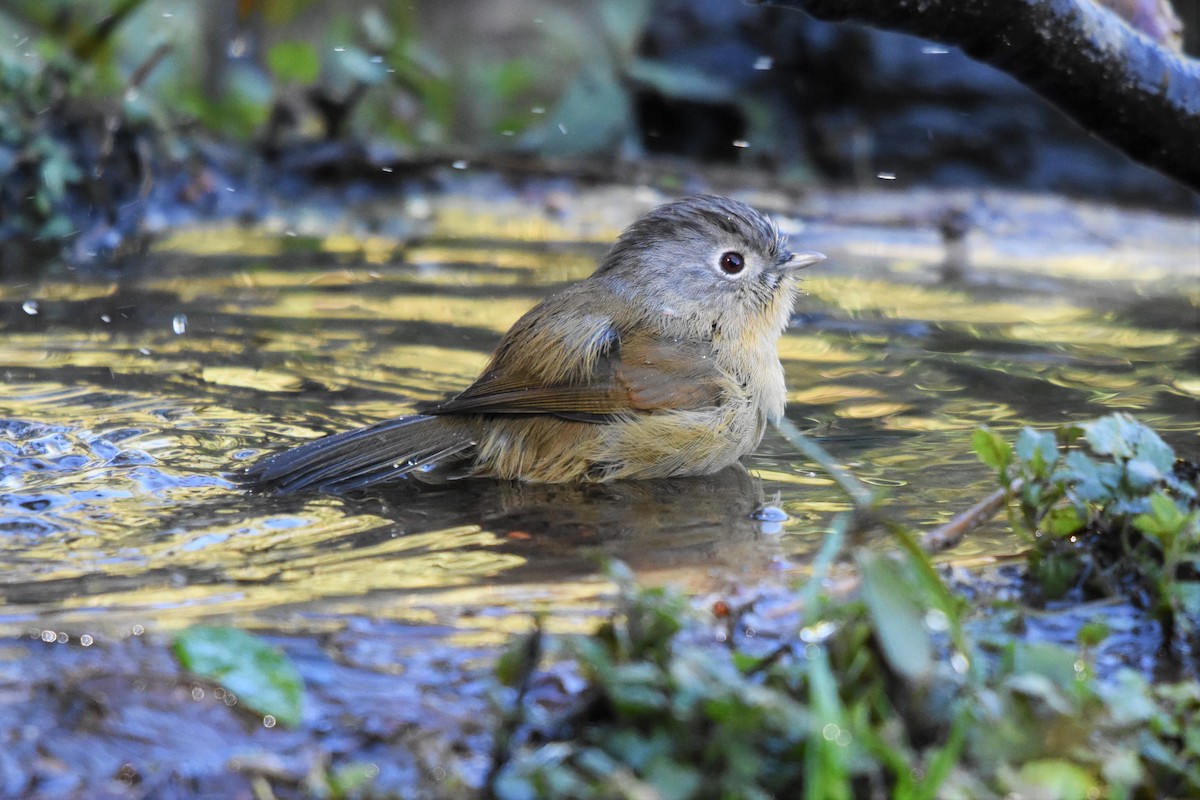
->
[1,187,1196,650]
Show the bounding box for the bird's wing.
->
[431,324,725,420]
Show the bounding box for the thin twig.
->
[921,488,1007,552]
[920,479,1022,552]
[128,42,173,94]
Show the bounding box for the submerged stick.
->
[921,484,1015,552]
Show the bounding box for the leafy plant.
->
[490,553,1200,799]
[0,49,87,242]
[973,414,1199,659]
[490,414,1199,799]
[490,540,970,800]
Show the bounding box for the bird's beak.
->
[782,250,826,271]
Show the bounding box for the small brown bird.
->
[248,195,824,492]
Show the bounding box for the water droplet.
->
[924,608,949,632]
[753,505,789,523]
[172,314,188,335]
[800,620,837,643]
[22,300,38,315]
[754,56,773,70]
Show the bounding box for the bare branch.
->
[757,0,1200,193]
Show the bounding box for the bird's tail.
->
[244,415,476,493]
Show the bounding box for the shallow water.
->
[1,187,1197,650]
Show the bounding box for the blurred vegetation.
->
[4,0,771,262]
[3,0,1193,264]
[488,415,1200,800]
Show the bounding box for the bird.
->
[246,195,824,493]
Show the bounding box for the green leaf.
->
[1041,505,1084,538]
[1130,421,1176,470]
[643,757,702,800]
[1015,428,1058,478]
[859,553,932,681]
[266,41,321,84]
[1133,491,1189,545]
[1097,670,1157,726]
[731,651,766,673]
[37,213,75,240]
[1029,552,1081,599]
[39,149,82,200]
[805,647,853,800]
[360,7,395,50]
[1173,583,1200,628]
[1015,759,1098,800]
[173,626,304,727]
[327,761,379,799]
[1076,620,1110,648]
[1063,450,1115,503]
[600,0,654,57]
[1010,641,1081,687]
[520,63,632,157]
[495,625,542,687]
[1125,458,1164,492]
[334,46,385,85]
[1084,414,1138,459]
[626,58,738,104]
[916,705,970,800]
[972,426,1012,476]
[1005,672,1076,716]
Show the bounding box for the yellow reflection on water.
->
[1175,378,1200,398]
[789,385,885,405]
[804,276,1090,326]
[2,190,1197,648]
[200,367,307,392]
[156,225,289,256]
[1009,323,1179,349]
[835,401,913,419]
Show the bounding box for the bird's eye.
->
[719,251,745,275]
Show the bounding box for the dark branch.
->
[757,0,1200,193]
